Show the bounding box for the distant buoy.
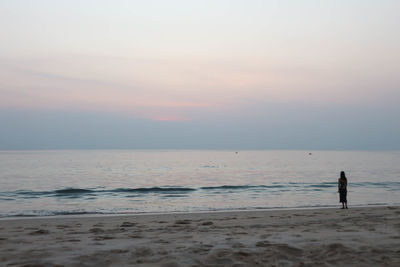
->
[309,152,312,155]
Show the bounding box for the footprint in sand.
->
[190,244,214,253]
[120,222,137,227]
[29,229,50,235]
[56,225,70,229]
[89,228,105,234]
[213,248,233,257]
[66,239,81,242]
[233,231,248,235]
[232,242,245,248]
[234,250,252,259]
[260,234,271,239]
[174,220,192,225]
[92,242,105,245]
[67,231,86,235]
[155,239,170,244]
[109,249,129,254]
[133,247,154,257]
[157,248,169,255]
[326,243,350,255]
[129,234,144,238]
[274,244,303,256]
[93,236,114,241]
[256,240,271,247]
[251,224,265,228]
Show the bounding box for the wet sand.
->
[0,206,399,266]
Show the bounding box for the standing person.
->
[338,171,348,209]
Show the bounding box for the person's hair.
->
[340,171,347,181]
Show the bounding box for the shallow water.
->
[0,150,399,217]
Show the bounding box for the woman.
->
[338,171,348,209]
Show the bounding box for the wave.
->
[200,185,289,190]
[55,188,94,194]
[113,187,196,193]
[352,182,400,187]
[201,185,259,190]
[0,210,109,218]
[0,187,197,198]
[1,181,399,199]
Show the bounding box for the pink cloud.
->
[149,115,190,122]
[149,101,210,108]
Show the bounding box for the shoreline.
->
[1,206,399,266]
[0,203,397,221]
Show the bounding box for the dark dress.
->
[339,178,347,203]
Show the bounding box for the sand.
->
[0,206,399,266]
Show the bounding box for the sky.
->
[0,0,399,149]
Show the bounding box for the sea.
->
[0,150,399,218]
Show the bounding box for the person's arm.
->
[338,179,340,193]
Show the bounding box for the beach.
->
[1,206,399,266]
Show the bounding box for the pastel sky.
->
[1,1,399,149]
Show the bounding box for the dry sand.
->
[0,206,399,266]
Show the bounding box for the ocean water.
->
[0,150,399,218]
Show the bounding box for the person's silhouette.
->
[338,171,348,209]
